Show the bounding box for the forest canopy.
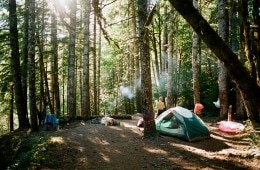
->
[0,0,259,135]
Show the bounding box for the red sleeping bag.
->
[217,121,245,133]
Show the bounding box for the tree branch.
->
[168,0,260,123]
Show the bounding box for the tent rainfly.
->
[155,106,210,142]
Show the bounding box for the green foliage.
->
[200,71,219,116]
[150,4,219,112]
[0,115,9,135]
[0,12,12,129]
[0,131,37,168]
[0,130,62,169]
[153,74,167,100]
[0,0,228,123]
[177,66,193,108]
[0,2,8,30]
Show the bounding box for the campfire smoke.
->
[119,86,135,99]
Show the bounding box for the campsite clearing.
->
[0,115,259,170]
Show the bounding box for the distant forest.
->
[0,0,259,136]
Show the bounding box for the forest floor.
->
[0,114,260,170]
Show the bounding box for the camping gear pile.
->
[155,106,210,142]
[101,116,116,126]
[90,116,120,126]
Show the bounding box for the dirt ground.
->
[36,114,259,170]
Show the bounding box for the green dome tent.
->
[155,106,210,142]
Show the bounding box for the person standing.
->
[156,97,166,118]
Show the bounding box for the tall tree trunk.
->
[158,3,168,99]
[68,0,77,118]
[28,0,38,131]
[97,27,101,115]
[241,0,257,82]
[218,0,229,119]
[9,85,14,131]
[92,0,98,115]
[230,1,246,119]
[161,5,168,86]
[36,33,53,114]
[252,0,260,85]
[22,0,29,120]
[36,0,48,116]
[81,0,91,118]
[155,2,162,83]
[137,0,157,137]
[192,0,201,105]
[126,1,135,115]
[36,0,52,114]
[166,7,174,108]
[151,22,160,87]
[9,0,30,129]
[51,13,60,116]
[130,0,142,114]
[75,42,79,117]
[168,0,260,125]
[62,68,65,116]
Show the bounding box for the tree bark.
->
[9,0,30,129]
[252,0,260,85]
[168,0,260,124]
[68,0,77,118]
[121,1,135,115]
[21,0,29,119]
[97,26,101,115]
[161,5,168,84]
[162,5,168,74]
[230,1,246,119]
[92,0,99,116]
[241,0,257,83]
[137,0,157,137]
[151,22,160,87]
[218,0,229,119]
[36,33,52,115]
[166,7,174,108]
[9,85,14,131]
[129,0,142,114]
[51,12,60,116]
[28,0,38,132]
[81,0,91,118]
[192,0,201,105]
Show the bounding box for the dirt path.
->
[37,115,259,170]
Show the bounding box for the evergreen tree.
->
[137,0,157,137]
[8,0,30,129]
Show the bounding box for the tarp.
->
[44,114,59,130]
[45,114,59,125]
[155,106,210,142]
